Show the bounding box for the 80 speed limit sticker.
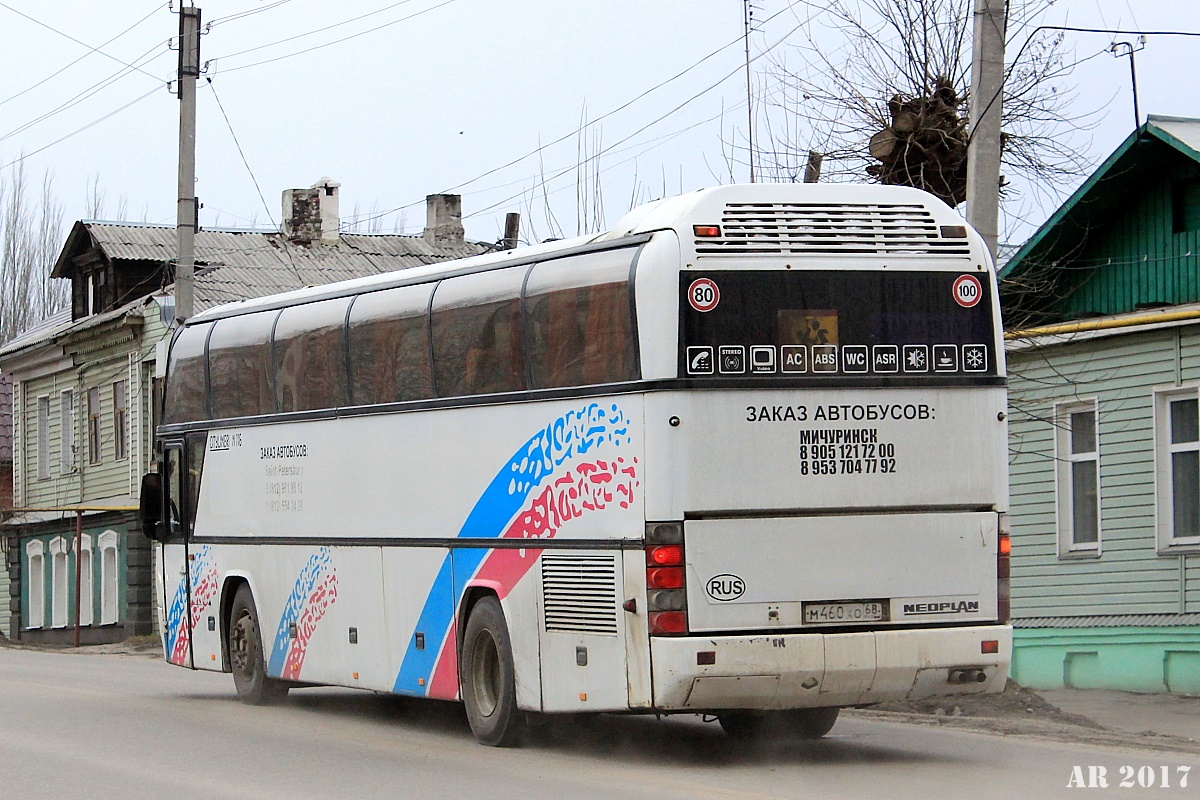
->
[688,278,720,312]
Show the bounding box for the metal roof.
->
[1015,614,1200,629]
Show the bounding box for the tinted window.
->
[679,270,997,379]
[347,284,434,405]
[162,322,212,424]
[274,297,351,412]
[525,248,638,388]
[208,311,277,419]
[432,267,526,397]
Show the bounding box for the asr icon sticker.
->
[688,278,720,313]
[952,274,983,308]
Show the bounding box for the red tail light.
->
[646,545,684,567]
[645,523,687,635]
[997,516,1011,624]
[648,611,687,634]
[646,567,684,589]
[693,225,720,237]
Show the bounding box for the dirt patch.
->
[871,679,1102,729]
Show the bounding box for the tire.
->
[460,595,524,747]
[228,584,289,706]
[718,707,840,740]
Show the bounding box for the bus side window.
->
[164,447,184,537]
[161,322,212,425]
[208,311,278,419]
[431,267,526,397]
[273,297,351,412]
[525,248,638,389]
[346,284,434,405]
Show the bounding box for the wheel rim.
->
[230,609,254,677]
[470,629,500,717]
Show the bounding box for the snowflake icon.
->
[964,346,986,371]
[906,349,926,370]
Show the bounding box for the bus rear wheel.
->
[718,707,839,740]
[461,596,524,747]
[228,585,289,706]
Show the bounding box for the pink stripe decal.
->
[426,457,638,698]
[281,570,339,680]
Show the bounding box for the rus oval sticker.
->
[706,573,746,602]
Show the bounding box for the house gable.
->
[1001,116,1200,328]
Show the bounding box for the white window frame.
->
[1055,399,1101,557]
[25,539,44,629]
[59,389,75,473]
[99,530,119,625]
[1155,386,1200,553]
[49,536,69,628]
[78,533,94,627]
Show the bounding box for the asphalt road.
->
[2,645,1197,800]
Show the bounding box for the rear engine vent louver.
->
[695,202,972,256]
[542,553,619,636]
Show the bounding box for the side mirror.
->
[139,472,163,541]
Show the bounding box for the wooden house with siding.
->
[0,182,487,644]
[1000,115,1200,692]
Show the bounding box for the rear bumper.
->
[650,624,1011,711]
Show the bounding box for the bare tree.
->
[0,161,68,345]
[756,0,1093,216]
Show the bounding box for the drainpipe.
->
[74,510,82,648]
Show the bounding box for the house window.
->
[50,536,69,628]
[1157,389,1200,550]
[88,386,102,464]
[37,395,50,480]
[1056,400,1100,555]
[25,539,44,629]
[99,530,119,625]
[60,389,75,472]
[1172,178,1200,234]
[113,380,128,460]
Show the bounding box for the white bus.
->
[141,183,1012,746]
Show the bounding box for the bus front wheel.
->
[461,596,524,747]
[718,707,839,740]
[228,584,289,706]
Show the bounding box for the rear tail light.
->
[645,522,687,635]
[693,224,721,237]
[997,514,1011,624]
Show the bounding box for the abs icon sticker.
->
[952,274,983,308]
[706,573,746,601]
[688,278,720,312]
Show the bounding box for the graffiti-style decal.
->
[268,548,338,680]
[393,403,639,697]
[165,545,218,666]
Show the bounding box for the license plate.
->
[803,600,886,625]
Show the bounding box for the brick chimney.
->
[282,177,340,245]
[423,194,465,247]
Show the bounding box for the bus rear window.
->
[680,270,996,379]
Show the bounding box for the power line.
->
[206,0,296,28]
[355,0,813,227]
[0,40,170,146]
[204,78,276,228]
[0,85,162,172]
[0,1,166,83]
[212,0,460,74]
[0,1,163,111]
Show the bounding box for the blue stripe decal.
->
[391,402,632,694]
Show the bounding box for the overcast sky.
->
[0,0,1196,248]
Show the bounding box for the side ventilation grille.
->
[542,553,619,636]
[695,202,972,256]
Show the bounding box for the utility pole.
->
[966,0,1005,264]
[743,0,755,183]
[175,5,201,324]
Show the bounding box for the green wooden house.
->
[1001,115,1200,692]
